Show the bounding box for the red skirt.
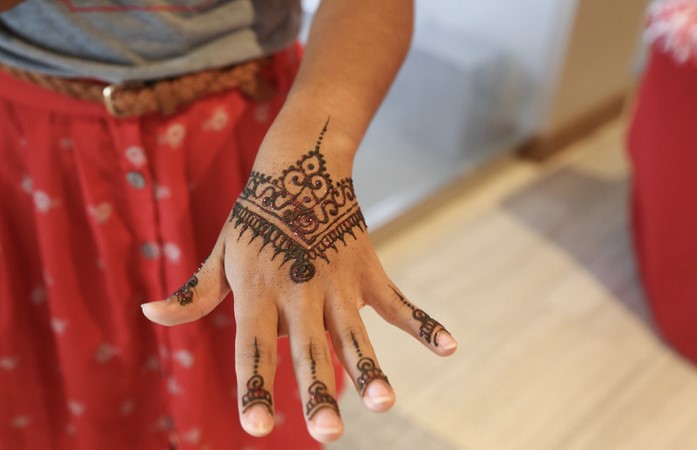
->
[0,45,336,450]
[628,48,697,365]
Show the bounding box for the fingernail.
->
[242,404,273,437]
[311,408,342,435]
[140,301,160,310]
[140,302,167,324]
[140,302,160,316]
[365,380,393,407]
[437,332,458,351]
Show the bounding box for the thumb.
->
[141,235,230,326]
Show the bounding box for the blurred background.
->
[300,0,697,449]
[303,0,647,227]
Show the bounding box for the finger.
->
[141,233,230,326]
[371,285,457,356]
[286,302,343,444]
[235,298,278,437]
[325,297,394,412]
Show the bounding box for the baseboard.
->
[369,151,517,247]
[518,92,628,161]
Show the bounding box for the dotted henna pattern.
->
[389,286,448,346]
[350,331,389,395]
[241,337,273,414]
[305,342,339,419]
[229,118,366,283]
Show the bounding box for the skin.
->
[141,0,458,444]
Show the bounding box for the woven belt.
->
[0,57,274,118]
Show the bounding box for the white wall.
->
[415,0,578,135]
[298,0,584,223]
[302,0,578,135]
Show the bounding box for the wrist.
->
[254,104,358,179]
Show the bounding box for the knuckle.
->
[292,339,330,370]
[387,286,415,317]
[342,325,364,341]
[339,326,374,361]
[236,340,274,370]
[279,297,321,324]
[340,326,366,349]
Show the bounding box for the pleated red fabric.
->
[0,44,340,450]
[628,48,697,365]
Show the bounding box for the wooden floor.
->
[327,120,697,450]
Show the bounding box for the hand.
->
[141,119,457,444]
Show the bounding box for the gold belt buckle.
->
[102,83,125,117]
[102,81,145,118]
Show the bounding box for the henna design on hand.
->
[172,260,206,306]
[389,285,448,346]
[305,342,340,419]
[241,337,273,414]
[229,118,366,283]
[173,275,198,306]
[350,331,389,395]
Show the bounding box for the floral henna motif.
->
[305,343,339,419]
[229,118,366,283]
[172,260,206,306]
[350,331,389,395]
[241,338,273,414]
[389,286,448,346]
[173,275,198,306]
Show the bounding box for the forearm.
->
[257,0,414,168]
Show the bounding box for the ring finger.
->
[324,295,394,412]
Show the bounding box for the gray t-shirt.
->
[0,0,300,83]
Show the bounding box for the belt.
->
[0,57,274,118]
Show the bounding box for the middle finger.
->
[286,297,343,443]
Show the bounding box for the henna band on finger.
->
[350,331,389,395]
[173,260,206,306]
[173,275,198,306]
[241,337,273,414]
[389,285,448,346]
[229,118,367,284]
[305,343,339,419]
